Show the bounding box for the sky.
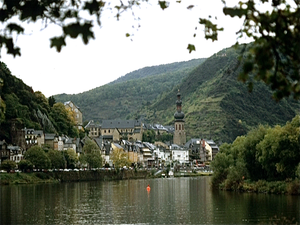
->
[1,0,247,97]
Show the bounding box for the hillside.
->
[0,62,78,142]
[54,58,206,122]
[111,59,206,84]
[138,46,299,143]
[54,44,299,143]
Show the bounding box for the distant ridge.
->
[111,58,206,85]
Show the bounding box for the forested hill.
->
[136,45,299,143]
[54,58,206,122]
[0,62,79,143]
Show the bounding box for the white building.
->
[170,144,189,165]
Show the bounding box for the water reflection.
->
[1,177,299,224]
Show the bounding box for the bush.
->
[35,172,51,180]
[287,180,300,195]
[1,160,16,172]
[296,163,300,178]
[18,160,33,172]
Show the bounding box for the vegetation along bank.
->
[210,115,300,195]
[0,170,149,185]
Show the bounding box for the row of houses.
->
[0,126,219,168]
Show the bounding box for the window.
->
[179,124,181,130]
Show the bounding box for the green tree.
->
[210,143,234,187]
[240,125,268,181]
[48,149,66,169]
[0,160,16,172]
[64,148,78,169]
[0,95,5,125]
[83,139,99,154]
[24,146,51,169]
[257,116,300,180]
[1,1,298,99]
[211,115,300,187]
[110,148,132,169]
[0,77,5,125]
[18,159,33,172]
[142,130,156,143]
[82,139,102,169]
[48,96,56,108]
[86,151,102,169]
[49,102,78,137]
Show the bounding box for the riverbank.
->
[218,179,300,195]
[0,170,149,185]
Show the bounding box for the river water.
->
[1,177,299,224]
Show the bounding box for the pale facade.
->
[101,119,144,142]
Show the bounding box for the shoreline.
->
[0,170,212,185]
[2,171,298,195]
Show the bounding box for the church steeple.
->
[174,90,184,121]
[173,90,186,146]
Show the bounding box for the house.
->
[102,141,112,166]
[64,101,83,130]
[170,144,189,165]
[8,145,24,163]
[64,137,77,152]
[204,139,219,161]
[185,139,207,163]
[44,133,56,149]
[23,128,44,149]
[85,120,101,138]
[154,141,171,165]
[121,140,138,165]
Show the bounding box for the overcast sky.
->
[1,0,248,97]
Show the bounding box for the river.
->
[1,177,299,224]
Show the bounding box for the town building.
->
[204,139,219,161]
[170,144,189,165]
[185,138,207,163]
[100,119,144,142]
[85,120,101,138]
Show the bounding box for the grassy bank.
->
[0,170,149,185]
[0,172,59,185]
[218,179,300,195]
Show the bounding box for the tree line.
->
[211,115,300,190]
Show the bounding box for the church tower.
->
[173,90,186,146]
